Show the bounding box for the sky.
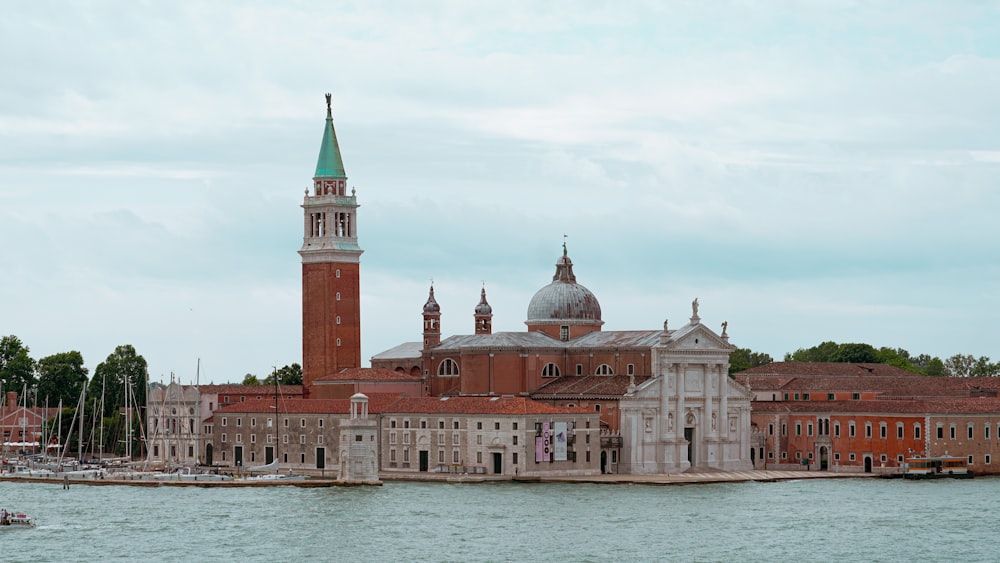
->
[2,2,999,385]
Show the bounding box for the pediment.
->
[661,323,733,352]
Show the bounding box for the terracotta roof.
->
[738,362,919,378]
[197,384,304,395]
[313,367,420,382]
[216,393,402,414]
[531,375,651,398]
[385,396,592,416]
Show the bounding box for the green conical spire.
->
[314,93,347,179]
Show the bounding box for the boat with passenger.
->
[904,456,973,479]
[1,508,35,527]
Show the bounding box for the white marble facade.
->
[620,304,753,474]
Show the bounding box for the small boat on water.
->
[904,456,973,479]
[1,509,35,527]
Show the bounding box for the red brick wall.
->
[302,261,361,393]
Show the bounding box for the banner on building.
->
[536,422,551,462]
[553,422,567,461]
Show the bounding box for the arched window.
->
[541,363,561,377]
[595,364,614,375]
[438,358,460,377]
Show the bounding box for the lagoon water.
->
[2,477,997,562]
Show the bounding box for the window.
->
[781,423,787,436]
[560,326,569,341]
[950,425,956,440]
[986,424,991,440]
[880,423,886,439]
[513,422,518,430]
[404,420,410,429]
[768,423,774,436]
[476,435,482,445]
[477,452,483,464]
[438,358,460,376]
[403,450,409,462]
[627,364,635,375]
[897,424,904,439]
[237,418,242,427]
[390,420,396,429]
[784,393,789,401]
[541,363,561,377]
[494,422,500,430]
[827,393,835,400]
[318,435,324,444]
[796,451,803,460]
[795,423,802,436]
[937,425,943,439]
[865,422,872,438]
[807,423,813,436]
[576,364,583,375]
[849,453,856,461]
[318,419,324,428]
[301,418,306,428]
[880,454,887,462]
[477,422,483,430]
[284,418,289,427]
[513,453,519,465]
[454,421,459,429]
[336,316,341,325]
[250,418,256,427]
[267,434,272,444]
[802,393,810,400]
[968,425,974,439]
[336,292,341,301]
[897,455,904,463]
[513,435,518,445]
[914,424,921,440]
[300,435,306,444]
[834,422,840,437]
[987,455,992,465]
[390,449,396,462]
[421,420,427,429]
[794,394,799,401]
[336,338,341,346]
[852,393,860,400]
[222,418,227,427]
[849,422,856,438]
[968,455,974,464]
[221,433,227,443]
[403,433,410,445]
[439,450,444,463]
[594,404,601,413]
[595,364,613,375]
[439,421,445,429]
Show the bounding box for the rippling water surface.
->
[2,477,998,562]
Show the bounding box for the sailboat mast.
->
[274,367,279,467]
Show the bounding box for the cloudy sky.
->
[3,2,998,385]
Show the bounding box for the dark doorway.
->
[684,427,694,465]
[600,451,608,474]
[234,446,243,468]
[864,456,873,473]
[265,446,274,465]
[492,452,502,474]
[316,447,326,469]
[750,447,756,468]
[819,447,829,470]
[205,443,213,466]
[419,450,429,472]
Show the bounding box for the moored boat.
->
[904,456,973,479]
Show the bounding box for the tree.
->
[36,351,89,408]
[830,343,879,363]
[729,348,773,375]
[0,335,37,394]
[241,373,260,385]
[88,344,149,418]
[784,341,841,362]
[263,363,303,386]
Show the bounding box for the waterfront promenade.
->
[381,468,876,485]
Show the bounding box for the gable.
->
[662,323,732,352]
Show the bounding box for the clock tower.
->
[299,93,363,393]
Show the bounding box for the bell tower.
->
[299,93,363,393]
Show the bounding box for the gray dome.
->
[525,245,602,325]
[474,287,492,315]
[423,285,440,314]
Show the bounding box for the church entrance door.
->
[684,427,694,466]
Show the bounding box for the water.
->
[2,477,998,562]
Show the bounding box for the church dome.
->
[474,287,492,315]
[525,245,603,326]
[423,285,440,314]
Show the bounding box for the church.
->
[302,94,753,474]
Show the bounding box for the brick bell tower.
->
[299,93,363,393]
